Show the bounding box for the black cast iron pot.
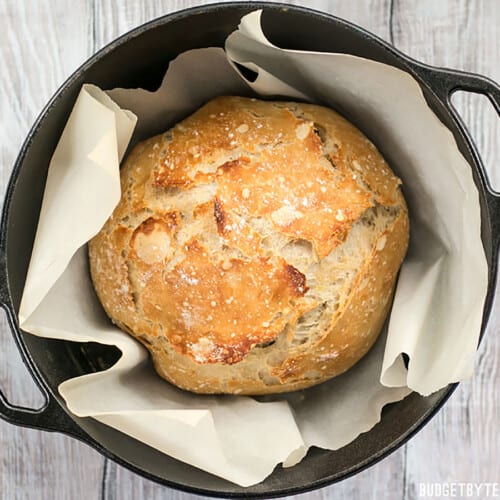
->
[1,2,499,498]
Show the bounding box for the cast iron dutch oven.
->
[1,2,499,497]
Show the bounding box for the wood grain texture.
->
[392,1,500,497]
[0,2,104,499]
[0,1,498,499]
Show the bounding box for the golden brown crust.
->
[89,96,409,395]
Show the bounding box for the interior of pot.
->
[3,2,493,497]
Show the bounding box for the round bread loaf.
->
[89,96,409,395]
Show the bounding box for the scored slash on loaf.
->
[89,96,409,395]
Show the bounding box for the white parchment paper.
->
[17,11,488,486]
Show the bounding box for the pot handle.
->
[413,64,499,116]
[0,383,68,432]
[0,359,88,439]
[413,64,500,243]
[0,299,88,439]
[0,384,89,439]
[0,200,90,440]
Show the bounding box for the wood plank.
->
[89,0,392,51]
[391,0,500,496]
[392,0,500,190]
[0,1,105,499]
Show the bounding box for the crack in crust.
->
[284,264,309,296]
[213,197,227,234]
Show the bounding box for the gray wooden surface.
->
[0,1,498,499]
